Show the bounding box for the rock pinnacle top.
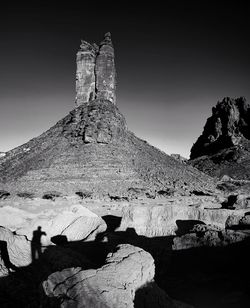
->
[76,33,116,106]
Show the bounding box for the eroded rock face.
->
[0,204,106,276]
[190,97,250,159]
[75,32,116,106]
[42,244,179,308]
[64,99,127,144]
[189,97,250,179]
[0,227,30,275]
[95,32,116,104]
[75,41,98,105]
[0,33,216,196]
[120,203,249,236]
[172,223,249,250]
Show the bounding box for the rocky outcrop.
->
[170,154,187,164]
[189,97,250,179]
[0,33,216,196]
[0,204,106,246]
[75,32,116,106]
[75,40,98,105]
[0,205,106,276]
[172,224,249,250]
[222,193,250,209]
[42,244,181,308]
[0,98,216,196]
[120,203,249,236]
[0,152,5,158]
[190,97,250,159]
[95,32,116,104]
[0,227,30,276]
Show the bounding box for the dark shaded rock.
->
[222,194,250,210]
[108,194,129,201]
[226,212,250,230]
[190,97,250,159]
[134,282,193,308]
[175,219,206,236]
[41,244,184,308]
[16,192,35,199]
[173,224,249,250]
[225,214,242,229]
[42,191,62,200]
[189,97,250,179]
[75,190,93,199]
[157,188,176,197]
[0,190,10,200]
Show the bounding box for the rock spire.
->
[190,97,250,159]
[75,32,116,106]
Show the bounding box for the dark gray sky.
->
[0,2,249,157]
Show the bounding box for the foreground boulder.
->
[0,205,106,276]
[0,227,30,276]
[0,204,106,246]
[42,244,187,308]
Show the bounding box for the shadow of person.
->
[31,226,46,261]
[0,240,18,273]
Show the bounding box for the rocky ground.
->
[1,181,250,307]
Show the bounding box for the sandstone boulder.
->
[0,204,106,246]
[0,227,30,275]
[42,244,183,308]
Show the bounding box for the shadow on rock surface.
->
[0,215,250,307]
[175,219,206,236]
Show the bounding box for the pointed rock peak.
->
[100,32,113,47]
[190,96,250,160]
[213,96,249,114]
[79,40,98,53]
[76,33,116,106]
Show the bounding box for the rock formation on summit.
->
[76,32,116,106]
[190,97,250,179]
[0,33,216,197]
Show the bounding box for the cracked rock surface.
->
[42,244,183,308]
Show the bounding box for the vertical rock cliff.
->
[95,32,116,104]
[75,41,98,105]
[75,32,116,106]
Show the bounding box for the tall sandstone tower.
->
[75,32,116,106]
